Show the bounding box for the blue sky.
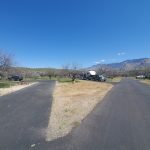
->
[0,0,150,68]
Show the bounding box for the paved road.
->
[0,81,55,150]
[35,78,150,150]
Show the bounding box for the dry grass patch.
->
[140,79,150,85]
[46,80,113,141]
[0,82,37,96]
[107,77,123,83]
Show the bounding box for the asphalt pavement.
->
[0,80,55,150]
[35,78,150,150]
[1,79,150,150]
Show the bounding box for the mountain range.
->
[89,58,150,71]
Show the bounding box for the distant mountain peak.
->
[89,58,150,71]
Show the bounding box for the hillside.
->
[89,58,150,71]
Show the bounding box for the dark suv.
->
[8,75,23,81]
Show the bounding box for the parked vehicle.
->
[145,74,150,79]
[136,75,145,79]
[81,71,106,82]
[98,75,106,82]
[8,75,23,81]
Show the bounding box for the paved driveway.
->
[1,79,150,150]
[0,81,55,150]
[36,78,150,150]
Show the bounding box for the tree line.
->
[0,50,14,79]
[0,50,150,80]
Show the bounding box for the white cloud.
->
[117,52,126,56]
[94,61,101,64]
[100,59,105,62]
[94,59,105,64]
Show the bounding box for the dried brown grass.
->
[46,80,113,141]
[140,79,150,85]
[0,82,37,96]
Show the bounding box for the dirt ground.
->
[46,80,113,141]
[0,82,37,96]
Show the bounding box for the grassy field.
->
[0,81,19,88]
[24,76,75,83]
[46,80,113,141]
[0,81,37,96]
[140,79,150,85]
[0,76,74,89]
[0,76,121,89]
[24,76,50,81]
[106,77,123,83]
[53,76,122,83]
